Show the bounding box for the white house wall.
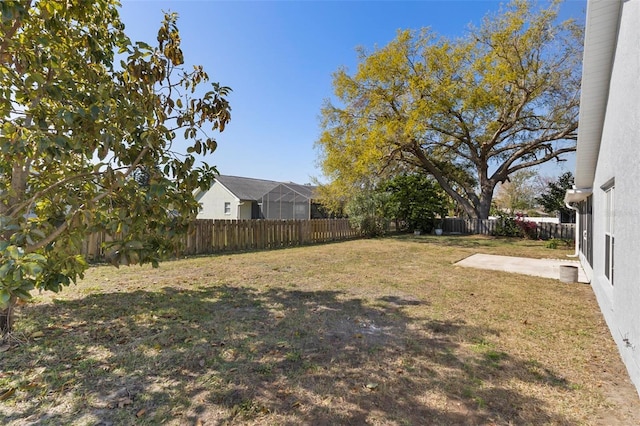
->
[590,0,640,394]
[196,182,239,220]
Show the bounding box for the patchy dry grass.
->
[1,235,639,425]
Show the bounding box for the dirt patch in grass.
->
[1,235,638,425]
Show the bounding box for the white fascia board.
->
[574,0,622,189]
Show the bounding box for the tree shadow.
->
[2,284,575,425]
[392,233,507,247]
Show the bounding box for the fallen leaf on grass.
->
[365,383,379,390]
[0,388,16,401]
[31,331,44,338]
[136,408,146,418]
[117,397,133,408]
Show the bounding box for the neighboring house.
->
[195,175,323,220]
[195,175,279,220]
[564,0,640,396]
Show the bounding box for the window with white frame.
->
[224,202,231,215]
[603,181,614,284]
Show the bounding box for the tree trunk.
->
[475,184,496,220]
[0,298,16,337]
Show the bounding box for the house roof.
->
[280,182,317,199]
[261,182,318,203]
[215,175,280,201]
[566,0,622,204]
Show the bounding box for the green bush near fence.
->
[545,238,573,249]
[492,213,526,238]
[491,213,539,239]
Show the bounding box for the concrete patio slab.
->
[455,253,589,284]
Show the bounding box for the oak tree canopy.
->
[316,0,582,220]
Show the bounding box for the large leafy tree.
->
[0,1,231,334]
[317,0,582,219]
[493,169,537,215]
[536,171,575,222]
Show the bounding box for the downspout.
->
[565,200,580,258]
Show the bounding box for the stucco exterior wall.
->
[589,0,640,394]
[196,182,239,220]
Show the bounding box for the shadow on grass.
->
[3,284,573,425]
[391,233,514,247]
[391,234,562,258]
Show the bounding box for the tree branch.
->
[6,170,105,218]
[0,1,31,57]
[503,147,576,176]
[24,143,152,253]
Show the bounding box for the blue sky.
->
[119,0,586,185]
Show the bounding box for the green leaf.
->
[23,262,43,277]
[0,263,11,279]
[31,72,45,86]
[0,291,10,309]
[13,287,33,301]
[90,105,101,119]
[5,245,21,259]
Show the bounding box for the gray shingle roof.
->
[284,182,316,199]
[214,175,318,202]
[215,175,280,201]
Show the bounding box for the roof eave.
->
[573,0,622,189]
[564,188,593,204]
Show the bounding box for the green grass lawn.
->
[1,235,638,425]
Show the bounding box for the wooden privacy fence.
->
[81,219,360,260]
[182,219,360,255]
[442,218,575,240]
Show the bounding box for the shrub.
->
[492,212,522,237]
[546,238,573,249]
[356,216,389,237]
[515,215,537,239]
[345,189,389,237]
[492,212,537,239]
